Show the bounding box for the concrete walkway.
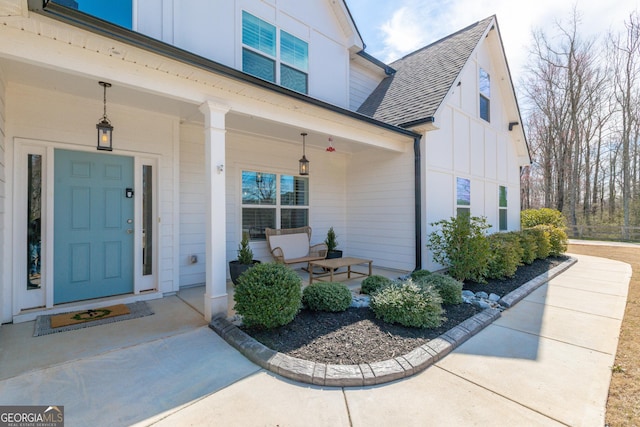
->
[0,253,631,426]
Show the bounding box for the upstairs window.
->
[479,68,490,122]
[242,11,308,94]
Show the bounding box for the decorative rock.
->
[350,293,371,308]
[473,299,491,310]
[462,290,475,298]
[488,293,501,302]
[476,291,489,299]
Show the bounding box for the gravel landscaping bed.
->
[242,256,569,365]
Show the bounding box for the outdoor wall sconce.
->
[299,132,309,176]
[96,81,114,151]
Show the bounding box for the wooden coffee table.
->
[308,257,373,284]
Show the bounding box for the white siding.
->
[423,37,524,271]
[349,62,384,111]
[346,149,415,271]
[179,123,206,287]
[0,67,6,322]
[224,133,347,265]
[6,83,179,296]
[135,0,353,108]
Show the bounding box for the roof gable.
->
[358,16,494,127]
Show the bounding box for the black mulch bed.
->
[242,256,570,365]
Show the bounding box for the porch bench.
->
[265,226,327,269]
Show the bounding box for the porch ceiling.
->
[1,56,407,154]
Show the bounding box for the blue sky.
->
[346,0,639,83]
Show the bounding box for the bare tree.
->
[609,12,640,238]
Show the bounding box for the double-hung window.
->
[241,170,309,240]
[499,186,508,231]
[242,11,309,93]
[456,177,471,218]
[479,68,490,122]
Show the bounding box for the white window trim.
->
[240,10,309,93]
[240,169,309,241]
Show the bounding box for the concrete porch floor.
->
[0,265,405,381]
[1,256,627,426]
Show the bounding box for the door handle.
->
[127,229,133,234]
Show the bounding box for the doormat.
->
[33,301,154,337]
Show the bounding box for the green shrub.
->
[419,274,463,305]
[521,208,566,228]
[302,282,352,312]
[486,233,523,279]
[516,230,538,264]
[361,275,393,295]
[236,231,254,264]
[234,263,302,329]
[534,225,568,256]
[410,269,432,281]
[370,281,444,328]
[427,214,491,283]
[524,227,551,259]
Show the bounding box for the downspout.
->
[414,134,423,271]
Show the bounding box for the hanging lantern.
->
[299,132,309,176]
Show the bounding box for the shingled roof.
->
[358,16,495,127]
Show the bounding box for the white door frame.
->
[12,138,160,320]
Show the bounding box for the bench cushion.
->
[268,233,310,260]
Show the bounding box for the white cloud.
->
[371,0,640,78]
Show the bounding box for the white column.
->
[199,101,230,321]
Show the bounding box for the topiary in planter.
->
[234,262,302,329]
[418,274,463,305]
[370,281,444,329]
[302,282,352,312]
[360,275,393,295]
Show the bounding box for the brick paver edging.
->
[209,256,577,387]
[499,257,577,308]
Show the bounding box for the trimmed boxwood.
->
[524,227,551,259]
[303,282,352,312]
[233,262,302,329]
[370,281,444,329]
[418,274,463,305]
[361,275,393,295]
[517,229,538,264]
[410,269,432,281]
[486,232,523,280]
[534,224,568,256]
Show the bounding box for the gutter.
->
[28,1,418,139]
[400,116,435,271]
[413,134,423,271]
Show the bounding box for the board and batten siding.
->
[136,0,354,109]
[349,62,384,111]
[0,66,6,323]
[346,148,415,271]
[423,38,523,271]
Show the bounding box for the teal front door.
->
[54,149,134,304]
